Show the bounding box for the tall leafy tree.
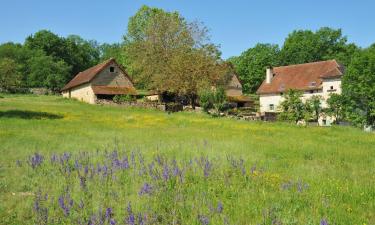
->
[342,44,375,127]
[326,93,345,124]
[280,27,351,66]
[27,55,71,92]
[231,43,280,93]
[124,5,231,107]
[0,58,22,92]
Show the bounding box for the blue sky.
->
[1,0,374,59]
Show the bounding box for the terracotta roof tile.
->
[256,60,344,94]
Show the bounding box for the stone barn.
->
[61,58,136,104]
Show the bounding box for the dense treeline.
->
[0,5,374,127]
[0,31,121,92]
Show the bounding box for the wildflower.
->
[105,207,113,220]
[320,219,329,225]
[217,202,223,213]
[110,218,117,225]
[29,153,44,169]
[162,164,170,181]
[204,160,211,178]
[58,193,73,216]
[198,215,209,225]
[139,183,153,196]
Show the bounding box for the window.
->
[269,104,274,111]
[310,90,314,94]
[330,86,334,90]
[110,67,115,72]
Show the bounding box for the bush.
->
[199,90,213,112]
[113,95,135,104]
[199,87,227,115]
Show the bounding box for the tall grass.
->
[0,95,374,224]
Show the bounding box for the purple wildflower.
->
[110,218,117,225]
[105,207,113,220]
[217,202,223,213]
[58,193,73,216]
[29,153,44,169]
[162,164,170,181]
[198,215,209,225]
[204,160,211,178]
[139,183,153,196]
[320,219,329,225]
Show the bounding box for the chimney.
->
[266,67,273,84]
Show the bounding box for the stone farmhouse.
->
[61,58,136,104]
[256,59,344,125]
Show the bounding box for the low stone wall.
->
[96,99,166,111]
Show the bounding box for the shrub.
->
[199,90,213,112]
[199,87,227,115]
[113,95,135,104]
[278,89,306,123]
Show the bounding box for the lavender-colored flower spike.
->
[217,202,223,213]
[139,183,153,196]
[320,219,329,225]
[198,215,209,225]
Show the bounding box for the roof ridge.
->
[274,59,337,69]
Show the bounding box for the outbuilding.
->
[61,58,136,104]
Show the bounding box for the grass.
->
[0,94,374,224]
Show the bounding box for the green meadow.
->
[0,95,374,224]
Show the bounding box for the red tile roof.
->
[256,60,344,95]
[92,86,137,95]
[61,58,133,91]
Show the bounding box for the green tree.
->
[25,30,100,80]
[124,6,231,107]
[305,95,323,122]
[342,45,375,127]
[0,58,22,92]
[232,43,280,93]
[27,55,71,92]
[326,93,345,124]
[280,27,350,66]
[278,89,306,123]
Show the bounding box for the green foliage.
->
[278,89,306,123]
[305,95,323,121]
[280,27,352,66]
[231,43,280,93]
[124,6,231,106]
[198,90,213,112]
[342,44,375,126]
[113,94,135,103]
[0,58,22,92]
[199,87,227,114]
[326,93,345,124]
[27,55,71,92]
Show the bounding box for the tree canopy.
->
[123,5,231,106]
[342,44,375,126]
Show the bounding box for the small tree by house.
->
[305,95,323,122]
[199,87,227,115]
[278,89,306,123]
[326,93,345,124]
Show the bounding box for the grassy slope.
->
[0,95,374,224]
